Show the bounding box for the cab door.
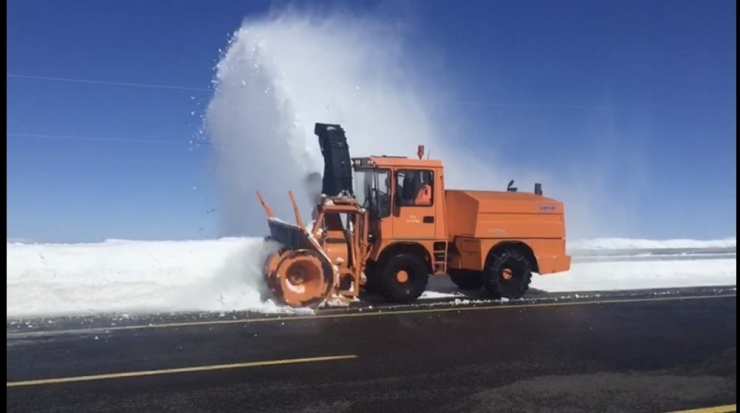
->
[391,169,436,240]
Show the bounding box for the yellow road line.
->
[665,404,736,413]
[6,354,358,388]
[7,293,736,339]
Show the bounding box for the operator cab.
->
[350,150,445,242]
[351,157,439,214]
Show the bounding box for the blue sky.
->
[7,0,736,243]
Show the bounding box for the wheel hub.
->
[396,270,409,283]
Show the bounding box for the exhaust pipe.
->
[534,183,542,196]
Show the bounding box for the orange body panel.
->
[443,190,570,275]
[363,155,571,276]
[444,190,566,239]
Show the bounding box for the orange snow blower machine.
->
[256,123,571,308]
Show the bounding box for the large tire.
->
[377,252,429,303]
[482,248,532,299]
[448,270,484,290]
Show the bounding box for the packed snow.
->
[6,237,736,319]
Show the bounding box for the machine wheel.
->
[482,248,532,299]
[448,270,484,290]
[377,252,429,303]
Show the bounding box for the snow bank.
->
[7,238,288,318]
[531,258,736,292]
[6,237,736,319]
[569,237,736,251]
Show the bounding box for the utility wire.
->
[8,72,726,111]
[7,74,212,92]
[7,154,213,164]
[7,133,212,145]
[5,72,631,109]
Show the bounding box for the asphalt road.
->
[7,289,737,413]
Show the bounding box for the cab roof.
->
[353,155,443,169]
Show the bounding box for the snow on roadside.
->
[7,238,291,319]
[421,290,463,299]
[568,237,736,251]
[531,258,736,292]
[6,237,737,319]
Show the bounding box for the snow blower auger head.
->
[254,123,372,309]
[256,189,369,308]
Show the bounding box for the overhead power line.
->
[7,73,596,108]
[7,74,212,92]
[4,73,611,109]
[7,133,212,145]
[7,153,213,164]
[7,72,725,111]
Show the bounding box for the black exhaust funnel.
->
[534,183,542,195]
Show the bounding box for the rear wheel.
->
[482,248,532,299]
[448,270,484,290]
[377,252,429,303]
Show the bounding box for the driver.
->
[415,171,432,205]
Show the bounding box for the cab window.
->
[395,169,434,207]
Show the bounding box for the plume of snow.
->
[204,9,539,237]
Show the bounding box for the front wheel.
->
[377,252,429,303]
[482,249,533,299]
